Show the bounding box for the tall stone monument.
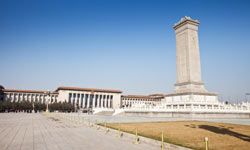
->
[173,16,207,94]
[166,16,217,103]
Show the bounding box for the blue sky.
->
[0,0,250,102]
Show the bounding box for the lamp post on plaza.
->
[45,91,51,112]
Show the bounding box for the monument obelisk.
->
[166,16,217,103]
[173,16,208,94]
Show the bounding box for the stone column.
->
[82,94,84,108]
[82,94,85,108]
[17,93,19,102]
[97,95,100,108]
[21,94,23,101]
[76,94,79,109]
[77,94,79,108]
[87,94,90,108]
[104,96,106,108]
[102,96,104,108]
[92,95,94,108]
[83,93,86,108]
[107,98,110,108]
[79,94,82,108]
[68,93,71,103]
[92,94,96,108]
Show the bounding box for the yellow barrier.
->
[204,137,209,150]
[133,128,140,144]
[117,125,123,138]
[105,122,109,134]
[161,131,164,150]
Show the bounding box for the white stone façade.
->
[0,86,123,111]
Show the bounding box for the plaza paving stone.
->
[0,113,162,150]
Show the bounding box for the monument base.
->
[163,92,220,111]
[174,82,208,93]
[165,92,218,105]
[116,110,250,119]
[114,92,250,118]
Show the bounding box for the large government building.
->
[0,85,165,111]
[1,16,250,118]
[0,86,122,110]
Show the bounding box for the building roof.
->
[3,89,58,94]
[55,86,122,94]
[148,94,165,98]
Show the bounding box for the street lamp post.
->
[45,91,51,112]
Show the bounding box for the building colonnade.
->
[68,92,113,109]
[121,95,162,108]
[3,91,58,104]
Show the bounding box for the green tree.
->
[48,102,74,112]
[34,102,46,112]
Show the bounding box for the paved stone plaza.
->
[1,113,249,150]
[0,113,172,150]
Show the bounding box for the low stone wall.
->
[94,110,114,115]
[119,111,250,119]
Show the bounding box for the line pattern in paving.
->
[0,113,163,150]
